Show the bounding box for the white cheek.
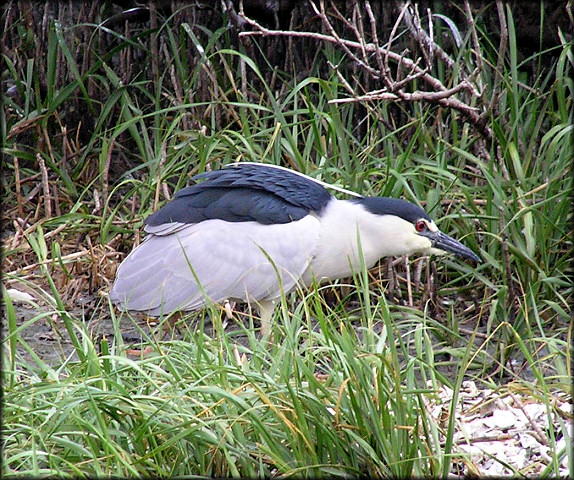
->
[369,218,433,257]
[405,233,433,254]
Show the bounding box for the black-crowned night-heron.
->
[110,163,480,332]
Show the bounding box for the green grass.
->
[2,2,572,477]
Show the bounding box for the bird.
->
[109,163,480,333]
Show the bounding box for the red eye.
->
[415,220,426,232]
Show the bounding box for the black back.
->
[145,164,333,226]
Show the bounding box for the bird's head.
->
[355,197,481,262]
[409,216,481,262]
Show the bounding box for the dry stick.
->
[351,3,370,70]
[455,434,514,445]
[419,2,455,69]
[32,200,42,223]
[7,249,91,274]
[464,0,484,73]
[52,179,61,217]
[385,2,410,90]
[404,255,413,307]
[426,7,434,60]
[365,2,384,76]
[416,4,434,68]
[314,1,374,76]
[101,137,114,212]
[508,392,549,446]
[330,80,475,104]
[459,328,489,339]
[9,220,71,254]
[9,220,23,251]
[9,214,33,250]
[391,57,431,91]
[6,115,46,140]
[131,188,138,218]
[519,181,549,198]
[93,188,101,214]
[386,257,396,297]
[413,256,424,292]
[240,13,435,89]
[404,4,429,69]
[36,153,52,219]
[163,41,185,123]
[327,60,356,95]
[14,156,23,218]
[424,256,432,303]
[323,0,436,91]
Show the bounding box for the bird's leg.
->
[256,299,276,336]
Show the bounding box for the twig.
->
[93,188,101,214]
[386,257,396,297]
[161,142,170,201]
[464,0,483,73]
[385,2,410,89]
[413,256,425,291]
[14,156,23,218]
[313,1,380,80]
[404,255,413,307]
[329,80,477,105]
[456,433,513,445]
[365,2,384,76]
[459,328,489,339]
[239,13,432,84]
[403,2,455,69]
[36,153,52,219]
[508,392,549,445]
[102,137,114,211]
[7,249,91,274]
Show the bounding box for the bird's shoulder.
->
[145,164,333,228]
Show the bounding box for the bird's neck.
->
[304,199,430,284]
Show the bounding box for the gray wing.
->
[109,216,321,315]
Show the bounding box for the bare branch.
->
[365,2,385,79]
[385,2,410,88]
[464,0,484,73]
[237,1,492,141]
[329,80,477,106]
[239,21,446,91]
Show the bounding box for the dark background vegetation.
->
[3,0,571,177]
